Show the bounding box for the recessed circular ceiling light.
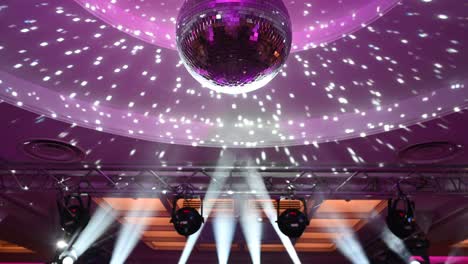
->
[21,139,85,163]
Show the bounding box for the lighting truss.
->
[1,164,468,198]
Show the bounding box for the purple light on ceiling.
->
[72,0,400,51]
[0,0,467,148]
[176,0,292,94]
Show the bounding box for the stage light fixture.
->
[56,240,68,249]
[276,198,309,239]
[59,249,77,264]
[406,235,430,264]
[57,194,91,236]
[62,256,75,264]
[171,197,204,237]
[386,196,416,239]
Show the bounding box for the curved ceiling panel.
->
[0,0,467,147]
[72,0,400,51]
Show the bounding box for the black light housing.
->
[406,234,430,264]
[57,194,91,236]
[386,197,416,239]
[58,248,77,264]
[171,197,204,237]
[276,198,309,239]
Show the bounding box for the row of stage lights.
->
[53,194,311,263]
[171,196,310,239]
[53,192,429,264]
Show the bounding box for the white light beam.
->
[214,211,236,264]
[110,200,156,264]
[73,204,117,257]
[381,225,411,261]
[178,154,235,264]
[240,199,262,264]
[246,168,302,264]
[315,198,369,264]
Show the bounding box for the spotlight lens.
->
[172,207,203,237]
[410,260,421,264]
[386,209,415,238]
[56,240,68,249]
[277,208,308,238]
[62,256,74,264]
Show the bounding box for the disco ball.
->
[176,0,292,94]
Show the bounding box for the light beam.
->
[73,203,117,257]
[381,225,411,262]
[240,199,262,264]
[214,211,236,264]
[178,154,236,264]
[316,197,369,264]
[110,199,157,264]
[246,168,301,264]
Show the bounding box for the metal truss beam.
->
[0,164,467,198]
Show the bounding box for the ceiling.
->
[0,0,466,147]
[0,0,467,263]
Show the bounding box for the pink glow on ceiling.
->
[72,0,400,51]
[0,0,466,148]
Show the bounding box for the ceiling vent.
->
[398,141,462,164]
[21,139,85,163]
